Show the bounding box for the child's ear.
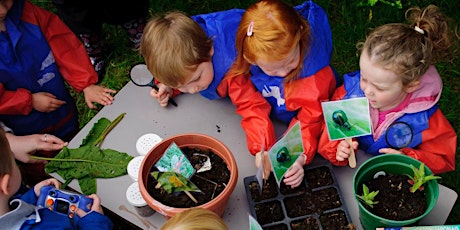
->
[405,80,421,93]
[0,174,11,195]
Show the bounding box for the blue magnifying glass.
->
[385,122,413,149]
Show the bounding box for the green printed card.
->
[155,142,195,179]
[321,97,372,141]
[269,122,304,186]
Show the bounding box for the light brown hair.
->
[0,129,13,176]
[139,11,213,87]
[160,208,228,230]
[359,5,453,86]
[230,0,310,82]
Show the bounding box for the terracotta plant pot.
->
[353,154,439,230]
[138,133,238,218]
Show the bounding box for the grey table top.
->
[52,81,457,229]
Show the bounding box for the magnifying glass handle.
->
[152,85,178,107]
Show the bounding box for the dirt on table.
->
[146,147,230,208]
[359,173,427,221]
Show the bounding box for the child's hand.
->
[76,194,104,218]
[379,148,403,154]
[6,133,67,163]
[255,151,271,180]
[150,83,173,107]
[34,178,60,197]
[82,85,116,109]
[283,154,306,188]
[336,139,358,162]
[32,92,66,112]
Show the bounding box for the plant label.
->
[321,97,372,141]
[268,122,304,186]
[321,97,372,168]
[155,142,195,179]
[249,214,263,230]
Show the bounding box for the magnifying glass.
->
[385,122,413,149]
[130,64,177,107]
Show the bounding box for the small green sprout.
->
[356,184,379,208]
[407,163,441,193]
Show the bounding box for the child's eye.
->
[192,76,201,83]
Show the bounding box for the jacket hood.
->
[372,65,442,138]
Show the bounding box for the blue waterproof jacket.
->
[0,0,98,139]
[318,68,456,174]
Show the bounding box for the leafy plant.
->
[407,163,441,193]
[356,184,379,208]
[358,0,402,9]
[151,171,201,203]
[357,0,402,21]
[30,113,132,194]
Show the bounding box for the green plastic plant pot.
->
[353,154,439,230]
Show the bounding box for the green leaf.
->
[81,118,111,147]
[30,113,132,194]
[43,145,133,179]
[151,171,201,194]
[356,184,379,208]
[94,113,126,147]
[78,177,97,195]
[407,163,441,193]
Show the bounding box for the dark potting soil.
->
[360,173,426,221]
[146,147,230,208]
[245,165,354,230]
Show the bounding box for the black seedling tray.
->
[244,156,353,230]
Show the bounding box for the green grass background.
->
[33,0,460,225]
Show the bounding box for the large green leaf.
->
[31,113,132,195]
[45,145,133,179]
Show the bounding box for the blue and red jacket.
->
[249,1,338,164]
[0,0,98,139]
[318,67,456,174]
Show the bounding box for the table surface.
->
[53,81,457,229]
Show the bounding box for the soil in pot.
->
[146,147,230,208]
[359,173,426,221]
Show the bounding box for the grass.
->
[34,0,460,225]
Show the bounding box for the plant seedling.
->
[151,171,201,203]
[407,163,441,193]
[356,184,379,208]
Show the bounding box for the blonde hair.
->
[160,208,228,230]
[0,129,13,176]
[359,5,452,86]
[230,0,310,82]
[140,11,213,87]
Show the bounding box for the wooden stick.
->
[345,138,356,168]
[184,191,198,203]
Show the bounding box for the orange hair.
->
[230,0,310,82]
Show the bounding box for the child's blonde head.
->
[359,5,452,86]
[231,0,310,81]
[0,129,13,176]
[140,11,213,87]
[160,208,228,230]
